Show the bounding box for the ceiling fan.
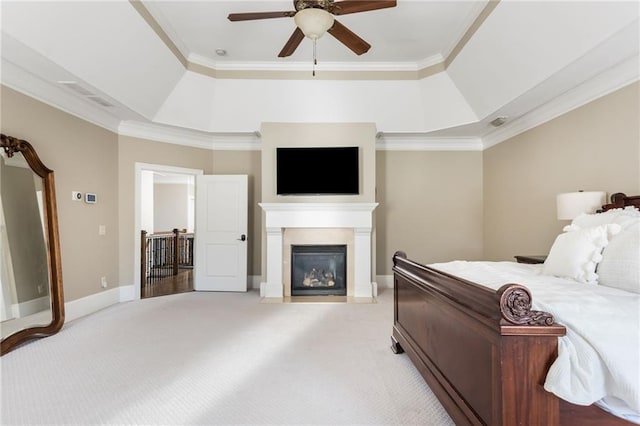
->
[227,0,397,58]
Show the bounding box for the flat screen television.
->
[276,146,359,195]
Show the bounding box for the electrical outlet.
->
[37,285,45,294]
[100,276,108,288]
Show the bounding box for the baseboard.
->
[119,285,136,302]
[12,295,50,318]
[65,287,122,322]
[376,275,394,289]
[248,275,261,290]
[65,277,264,323]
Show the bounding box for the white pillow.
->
[597,222,640,294]
[565,207,640,232]
[543,224,621,284]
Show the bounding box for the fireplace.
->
[291,245,347,296]
[259,202,378,298]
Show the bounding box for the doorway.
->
[134,163,203,300]
[141,171,195,298]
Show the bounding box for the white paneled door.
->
[194,175,248,292]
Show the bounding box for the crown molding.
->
[7,46,634,154]
[445,0,499,68]
[1,58,121,133]
[441,0,492,62]
[118,120,262,151]
[481,54,640,149]
[134,0,190,64]
[188,52,431,73]
[118,121,485,152]
[415,54,446,71]
[376,134,482,151]
[134,0,496,80]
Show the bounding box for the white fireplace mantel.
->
[259,203,378,299]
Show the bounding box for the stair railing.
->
[141,229,194,287]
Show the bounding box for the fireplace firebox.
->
[291,245,347,296]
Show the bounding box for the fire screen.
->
[291,245,347,296]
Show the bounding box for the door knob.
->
[238,234,246,241]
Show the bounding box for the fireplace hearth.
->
[291,245,347,296]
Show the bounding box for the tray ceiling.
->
[1,1,638,147]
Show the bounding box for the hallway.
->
[142,270,193,299]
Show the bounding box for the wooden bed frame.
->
[391,193,639,426]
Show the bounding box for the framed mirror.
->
[0,134,64,355]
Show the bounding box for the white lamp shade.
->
[556,191,607,220]
[294,8,335,40]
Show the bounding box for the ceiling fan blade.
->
[327,20,371,55]
[330,0,397,15]
[278,27,305,57]
[227,11,296,21]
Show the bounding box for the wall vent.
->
[87,96,114,108]
[58,81,94,96]
[58,81,113,108]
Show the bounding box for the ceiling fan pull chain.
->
[313,39,317,77]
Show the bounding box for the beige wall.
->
[3,81,637,297]
[376,150,484,274]
[117,137,262,287]
[483,82,640,261]
[259,122,377,281]
[153,183,191,232]
[1,85,119,301]
[117,136,213,288]
[260,122,377,203]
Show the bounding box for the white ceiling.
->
[143,0,485,67]
[1,1,638,148]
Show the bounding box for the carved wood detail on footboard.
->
[390,251,566,426]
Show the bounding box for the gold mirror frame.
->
[0,134,64,355]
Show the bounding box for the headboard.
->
[600,192,640,212]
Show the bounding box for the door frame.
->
[133,163,203,301]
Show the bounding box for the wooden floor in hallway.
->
[142,269,193,299]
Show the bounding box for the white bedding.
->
[429,260,640,422]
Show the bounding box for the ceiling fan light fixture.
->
[294,8,334,39]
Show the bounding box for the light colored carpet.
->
[1,289,454,425]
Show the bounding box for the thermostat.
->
[85,193,97,204]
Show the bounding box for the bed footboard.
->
[391,251,566,426]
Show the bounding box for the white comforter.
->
[429,261,640,416]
